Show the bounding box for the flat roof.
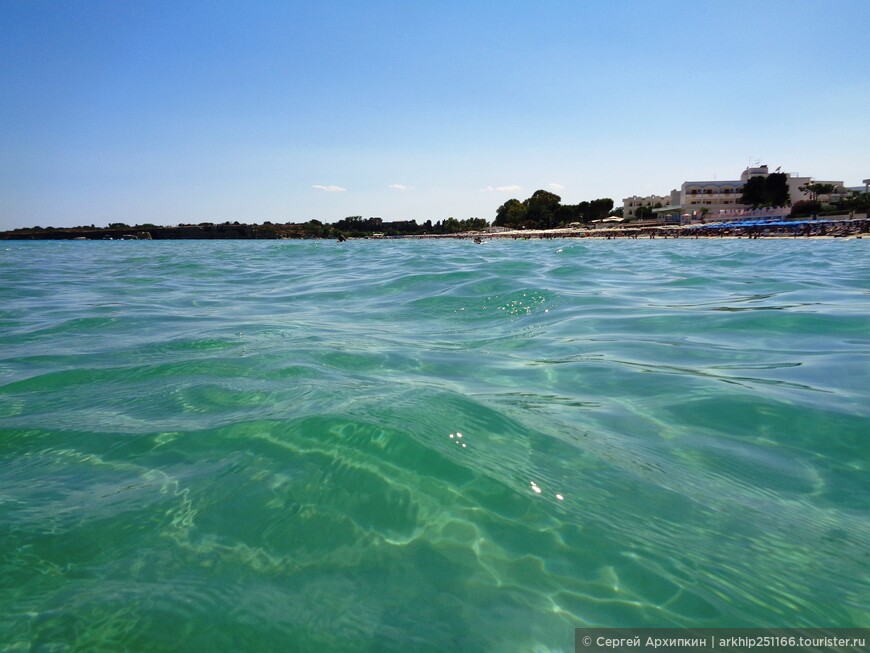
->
[683,180,744,187]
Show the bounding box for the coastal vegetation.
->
[740,172,790,208]
[798,182,837,202]
[3,188,868,241]
[1,188,619,240]
[0,217,495,241]
[631,204,660,221]
[494,191,614,229]
[791,188,870,218]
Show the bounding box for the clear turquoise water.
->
[1,239,868,652]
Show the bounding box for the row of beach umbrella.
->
[686,219,839,229]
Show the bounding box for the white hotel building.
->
[623,190,680,220]
[623,165,846,222]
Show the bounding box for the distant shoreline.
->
[2,216,867,242]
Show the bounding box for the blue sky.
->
[1,0,868,229]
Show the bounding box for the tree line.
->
[2,216,493,240]
[494,190,615,229]
[331,216,488,237]
[9,181,865,240]
[3,191,619,239]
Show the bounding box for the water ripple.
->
[1,239,869,650]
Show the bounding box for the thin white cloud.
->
[389,183,415,191]
[312,184,347,192]
[548,182,565,191]
[481,185,522,193]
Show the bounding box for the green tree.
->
[740,177,766,207]
[799,182,836,202]
[790,200,822,217]
[589,198,615,221]
[765,173,791,207]
[461,217,488,231]
[740,173,790,208]
[837,191,870,213]
[494,198,527,227]
[494,191,615,228]
[553,203,583,225]
[524,190,562,228]
[441,217,463,233]
[634,206,654,221]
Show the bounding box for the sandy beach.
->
[413,215,869,242]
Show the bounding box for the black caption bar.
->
[576,629,869,653]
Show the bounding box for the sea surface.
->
[1,239,868,652]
